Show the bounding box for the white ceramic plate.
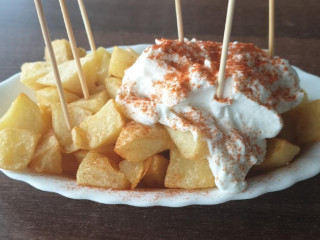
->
[1,44,320,207]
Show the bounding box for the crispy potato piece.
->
[95,47,111,86]
[295,99,320,145]
[252,138,300,173]
[165,127,209,160]
[29,130,62,174]
[141,154,169,188]
[20,62,51,90]
[109,46,138,78]
[0,128,41,170]
[44,39,86,64]
[115,121,171,162]
[39,104,52,134]
[77,151,130,189]
[45,39,73,64]
[279,90,308,143]
[119,158,151,189]
[72,99,125,150]
[0,93,44,134]
[68,91,108,114]
[165,148,215,189]
[36,87,80,109]
[51,103,92,153]
[105,76,122,99]
[37,53,97,96]
[77,47,87,58]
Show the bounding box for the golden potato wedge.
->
[119,158,151,189]
[37,53,97,96]
[115,121,171,162]
[141,154,169,188]
[36,87,80,109]
[279,90,308,143]
[295,99,320,145]
[39,104,52,134]
[29,130,62,174]
[51,103,92,153]
[68,90,108,114]
[72,99,125,150]
[109,46,138,78]
[252,138,300,173]
[20,62,51,90]
[95,47,111,86]
[165,148,215,189]
[165,127,209,160]
[0,93,44,134]
[105,76,122,99]
[44,39,73,65]
[0,128,41,170]
[77,151,130,189]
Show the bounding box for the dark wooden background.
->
[0,0,319,239]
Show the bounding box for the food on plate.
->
[0,38,318,193]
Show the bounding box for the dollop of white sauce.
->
[116,39,304,193]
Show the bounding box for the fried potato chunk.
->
[279,90,308,143]
[95,47,111,86]
[109,46,138,78]
[72,99,125,150]
[37,53,97,96]
[105,76,122,99]
[29,130,62,174]
[51,103,92,153]
[252,138,300,173]
[165,148,215,189]
[0,93,44,134]
[119,158,151,189]
[20,62,52,90]
[44,39,86,65]
[165,127,209,160]
[295,99,320,145]
[68,91,108,114]
[0,128,41,170]
[141,154,169,188]
[36,87,80,109]
[115,121,171,162]
[77,151,130,189]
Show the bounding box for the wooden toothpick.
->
[216,0,236,99]
[175,0,184,42]
[268,0,275,58]
[59,0,90,99]
[77,0,96,52]
[34,0,72,131]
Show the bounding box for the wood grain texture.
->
[0,0,319,239]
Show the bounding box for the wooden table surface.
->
[0,0,319,239]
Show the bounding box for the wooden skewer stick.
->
[77,0,96,52]
[216,0,236,99]
[175,0,184,42]
[59,0,90,99]
[268,0,275,58]
[34,0,72,131]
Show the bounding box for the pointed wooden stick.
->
[77,0,96,52]
[216,0,236,99]
[268,0,275,58]
[59,0,90,99]
[175,0,184,42]
[34,0,72,131]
